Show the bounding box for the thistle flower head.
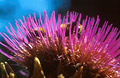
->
[0,11,120,78]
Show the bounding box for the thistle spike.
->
[4,62,14,75]
[0,62,15,78]
[0,62,9,78]
[32,57,46,78]
[9,73,15,78]
[57,74,64,78]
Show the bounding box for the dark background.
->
[70,0,120,28]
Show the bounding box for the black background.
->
[70,0,120,29]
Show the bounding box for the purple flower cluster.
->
[0,11,120,78]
